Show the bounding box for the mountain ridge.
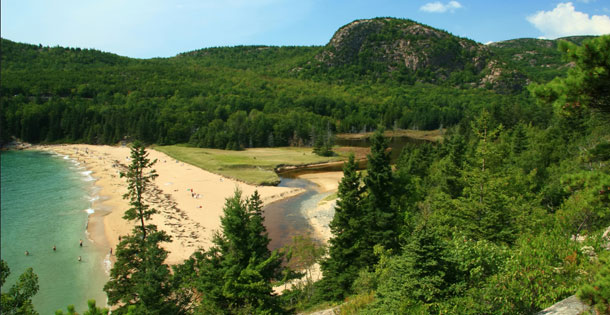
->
[1,17,597,89]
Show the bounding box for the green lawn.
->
[153,145,347,185]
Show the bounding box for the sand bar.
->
[32,144,304,265]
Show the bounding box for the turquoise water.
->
[1,150,109,314]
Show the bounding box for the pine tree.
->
[189,189,286,314]
[320,154,364,300]
[104,143,185,314]
[105,228,180,314]
[362,129,398,265]
[245,190,277,275]
[455,110,516,244]
[120,140,158,239]
[511,122,528,156]
[368,222,452,314]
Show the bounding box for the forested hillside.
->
[488,36,595,83]
[0,18,582,150]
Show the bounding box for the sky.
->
[2,0,610,59]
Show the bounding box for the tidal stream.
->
[263,176,324,250]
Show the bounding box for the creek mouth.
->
[263,176,327,251]
[264,135,430,250]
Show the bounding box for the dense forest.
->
[0,18,575,149]
[1,17,609,314]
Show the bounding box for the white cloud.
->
[420,1,462,13]
[527,2,610,38]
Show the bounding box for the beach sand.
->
[34,144,304,265]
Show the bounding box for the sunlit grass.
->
[153,145,346,185]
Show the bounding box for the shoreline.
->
[30,144,305,265]
[297,172,342,244]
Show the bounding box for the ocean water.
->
[1,150,109,314]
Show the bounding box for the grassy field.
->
[153,145,347,185]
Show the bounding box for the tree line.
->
[1,37,543,150]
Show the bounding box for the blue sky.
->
[2,0,609,59]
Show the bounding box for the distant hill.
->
[297,18,526,92]
[488,36,596,83]
[176,45,320,75]
[0,38,131,70]
[2,19,595,90]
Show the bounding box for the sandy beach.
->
[33,144,306,265]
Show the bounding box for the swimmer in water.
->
[53,245,56,251]
[25,250,29,256]
[79,239,83,247]
[78,256,82,262]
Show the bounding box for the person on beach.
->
[110,248,112,255]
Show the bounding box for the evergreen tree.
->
[320,154,364,300]
[104,143,185,314]
[511,122,528,156]
[393,143,435,236]
[362,129,399,265]
[0,260,39,315]
[104,228,181,314]
[368,222,452,314]
[120,141,158,240]
[188,190,286,314]
[312,123,334,156]
[455,110,516,244]
[245,190,273,262]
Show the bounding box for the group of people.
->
[189,188,202,199]
[188,188,205,209]
[24,239,112,262]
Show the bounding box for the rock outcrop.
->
[536,295,590,315]
[311,18,525,90]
